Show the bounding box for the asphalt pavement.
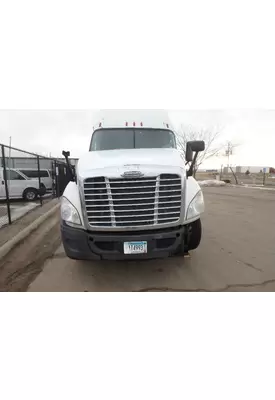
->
[28,186,275,292]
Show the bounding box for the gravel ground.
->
[0,198,58,248]
[0,209,60,291]
[27,186,275,292]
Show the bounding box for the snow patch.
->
[199,180,226,187]
[238,185,275,191]
[0,202,39,228]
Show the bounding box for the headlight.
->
[61,197,82,226]
[187,190,205,220]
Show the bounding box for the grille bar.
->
[85,183,181,191]
[86,211,181,218]
[84,194,181,202]
[84,178,180,185]
[84,174,182,228]
[88,206,180,213]
[85,201,181,208]
[154,176,160,225]
[89,217,179,225]
[106,177,116,227]
[84,190,157,196]
[87,213,157,219]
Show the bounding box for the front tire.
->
[23,188,38,201]
[188,219,202,250]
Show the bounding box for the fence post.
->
[51,161,55,198]
[37,156,43,206]
[55,161,60,198]
[1,145,12,224]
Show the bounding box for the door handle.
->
[1,180,4,185]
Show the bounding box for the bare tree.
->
[222,141,240,184]
[176,124,223,176]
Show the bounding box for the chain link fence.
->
[0,143,76,229]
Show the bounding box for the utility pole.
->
[225,142,233,167]
[223,142,239,184]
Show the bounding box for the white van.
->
[0,168,46,201]
[17,168,52,191]
[60,110,206,261]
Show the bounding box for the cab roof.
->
[92,109,174,131]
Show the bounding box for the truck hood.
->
[77,148,185,178]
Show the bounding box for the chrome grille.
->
[83,174,182,228]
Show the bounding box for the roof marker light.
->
[141,122,143,127]
[99,122,102,128]
[133,122,136,126]
[126,122,128,126]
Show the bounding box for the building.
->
[223,166,271,174]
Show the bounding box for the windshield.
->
[90,129,177,151]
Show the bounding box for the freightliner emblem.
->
[121,169,144,179]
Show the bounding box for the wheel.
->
[188,219,202,250]
[23,188,38,201]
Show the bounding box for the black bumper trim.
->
[61,222,186,261]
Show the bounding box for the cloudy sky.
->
[0,110,274,169]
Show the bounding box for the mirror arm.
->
[62,150,76,182]
[187,152,199,178]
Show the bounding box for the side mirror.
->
[185,141,205,162]
[188,141,205,153]
[186,140,205,178]
[62,150,71,157]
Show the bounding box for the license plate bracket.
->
[124,241,148,254]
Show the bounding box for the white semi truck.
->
[60,110,205,260]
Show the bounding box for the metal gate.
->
[51,161,73,198]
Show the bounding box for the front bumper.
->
[61,222,186,261]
